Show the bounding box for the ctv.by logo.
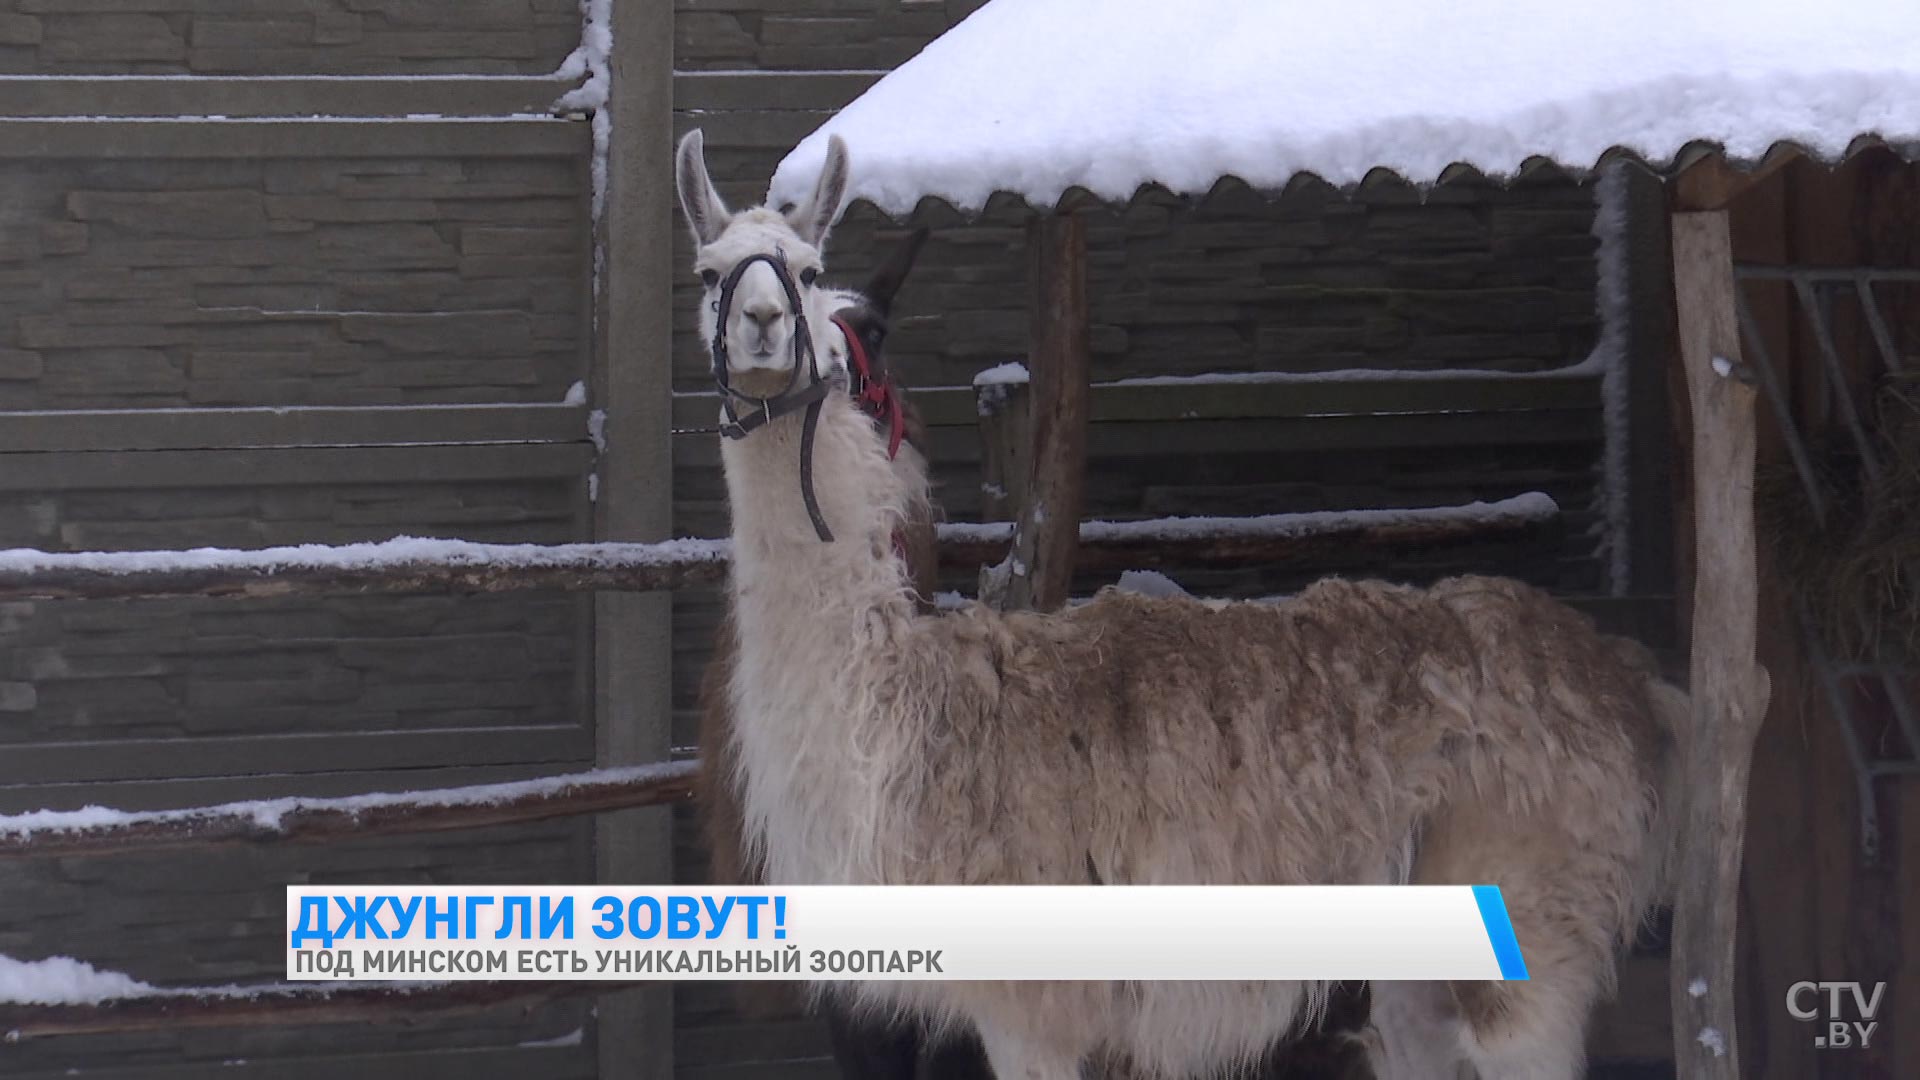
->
[1787,981,1886,1050]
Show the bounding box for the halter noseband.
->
[707,247,836,541]
[709,249,828,437]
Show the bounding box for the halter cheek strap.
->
[831,313,906,461]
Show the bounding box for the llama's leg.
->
[1451,972,1592,1080]
[1361,981,1471,1080]
[1408,792,1626,1080]
[976,1025,1083,1080]
[824,1002,920,1080]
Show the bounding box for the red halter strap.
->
[831,314,906,462]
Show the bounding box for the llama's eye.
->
[699,269,719,287]
[799,268,819,286]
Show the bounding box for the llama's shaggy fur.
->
[694,252,944,1020]
[680,174,991,1076]
[680,130,1690,1080]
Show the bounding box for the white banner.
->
[285,885,1528,982]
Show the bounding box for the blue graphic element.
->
[1471,885,1530,980]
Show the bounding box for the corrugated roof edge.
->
[804,136,1918,224]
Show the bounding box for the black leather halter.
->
[707,247,836,541]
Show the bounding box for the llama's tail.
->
[1634,676,1693,920]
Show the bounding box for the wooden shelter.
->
[768,2,1920,1075]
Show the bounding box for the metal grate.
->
[1733,265,1920,859]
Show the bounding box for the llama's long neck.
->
[719,390,924,884]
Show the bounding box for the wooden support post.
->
[985,213,1089,612]
[1668,210,1773,1080]
[596,0,675,1073]
[976,375,1032,522]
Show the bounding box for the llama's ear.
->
[861,226,929,316]
[675,129,731,247]
[786,134,850,248]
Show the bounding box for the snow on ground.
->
[0,536,729,577]
[0,955,155,1006]
[935,492,1557,546]
[770,0,1920,216]
[0,762,693,842]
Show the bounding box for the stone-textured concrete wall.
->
[674,0,984,71]
[0,148,589,410]
[4,55,603,1080]
[0,475,588,758]
[0,818,597,1077]
[0,0,581,75]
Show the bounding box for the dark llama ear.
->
[785,134,850,248]
[674,129,731,247]
[861,226,931,317]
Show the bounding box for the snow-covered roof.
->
[768,0,1920,218]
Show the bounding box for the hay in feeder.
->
[1757,372,1920,664]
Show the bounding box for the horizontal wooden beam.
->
[0,497,1558,604]
[0,762,697,860]
[0,979,633,1041]
[0,442,591,491]
[672,371,1601,430]
[0,727,591,795]
[668,108,833,150]
[0,118,586,160]
[0,491,1551,599]
[0,69,878,122]
[940,500,1562,576]
[673,71,882,112]
[0,77,572,120]
[0,538,728,602]
[0,404,591,454]
[675,411,1601,475]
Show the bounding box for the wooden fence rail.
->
[0,495,1559,602]
[0,762,699,861]
[0,539,732,603]
[2,980,635,1041]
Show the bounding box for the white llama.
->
[677,128,1689,1080]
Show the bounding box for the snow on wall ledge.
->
[768,0,1920,217]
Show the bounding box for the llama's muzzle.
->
[707,247,836,543]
